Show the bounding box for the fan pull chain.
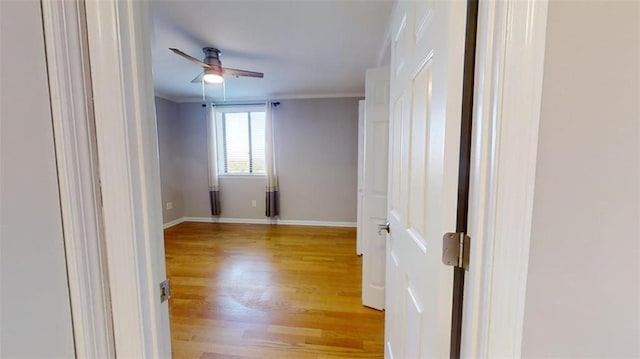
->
[223,81,227,101]
[201,78,206,102]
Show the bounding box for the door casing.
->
[461,1,549,356]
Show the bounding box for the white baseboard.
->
[183,216,273,225]
[162,217,185,229]
[176,216,356,228]
[276,219,356,228]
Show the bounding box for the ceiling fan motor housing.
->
[203,47,223,74]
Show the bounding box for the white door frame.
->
[84,0,171,357]
[44,0,547,357]
[461,0,549,357]
[41,1,115,357]
[44,0,171,357]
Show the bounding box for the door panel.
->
[385,1,467,358]
[408,63,431,238]
[362,67,390,310]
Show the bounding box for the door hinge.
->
[160,279,171,303]
[442,232,470,270]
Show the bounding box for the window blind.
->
[221,110,266,174]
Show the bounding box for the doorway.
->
[46,0,551,357]
[149,1,392,357]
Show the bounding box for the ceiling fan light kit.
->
[203,69,224,84]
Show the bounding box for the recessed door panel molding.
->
[393,12,407,76]
[385,252,407,359]
[372,122,389,195]
[406,228,428,254]
[407,62,433,238]
[398,92,411,228]
[414,1,435,43]
[390,98,403,213]
[405,286,424,358]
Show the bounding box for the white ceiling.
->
[150,0,393,102]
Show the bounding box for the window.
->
[217,109,266,174]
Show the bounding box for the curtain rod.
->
[203,102,280,107]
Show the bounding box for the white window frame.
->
[214,105,267,177]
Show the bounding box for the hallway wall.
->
[522,1,639,357]
[0,1,75,357]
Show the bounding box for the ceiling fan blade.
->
[223,67,264,78]
[169,48,211,69]
[190,72,204,83]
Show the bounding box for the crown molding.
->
[165,92,365,104]
[153,93,181,103]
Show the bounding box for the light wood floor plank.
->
[165,222,384,358]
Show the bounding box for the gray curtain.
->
[265,190,278,218]
[209,189,221,216]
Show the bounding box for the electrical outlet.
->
[251,200,257,208]
[166,202,173,210]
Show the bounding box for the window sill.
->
[218,174,266,179]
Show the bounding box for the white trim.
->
[218,174,266,179]
[181,216,356,228]
[461,0,549,357]
[41,1,114,357]
[185,217,272,225]
[277,219,357,228]
[84,0,171,357]
[172,92,365,104]
[163,217,185,229]
[153,93,179,103]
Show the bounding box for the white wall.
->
[0,1,75,357]
[522,1,639,357]
[156,97,184,223]
[157,98,360,223]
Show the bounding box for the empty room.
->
[151,1,392,357]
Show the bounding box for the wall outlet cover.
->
[166,202,173,210]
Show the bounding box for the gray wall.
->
[156,97,184,222]
[522,1,639,357]
[0,1,75,357]
[276,98,359,222]
[157,98,359,223]
[178,102,267,218]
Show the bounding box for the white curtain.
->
[206,105,221,215]
[265,102,279,217]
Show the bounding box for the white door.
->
[384,1,467,358]
[356,100,365,255]
[362,67,390,310]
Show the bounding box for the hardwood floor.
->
[164,222,384,359]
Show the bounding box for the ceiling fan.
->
[169,47,264,84]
